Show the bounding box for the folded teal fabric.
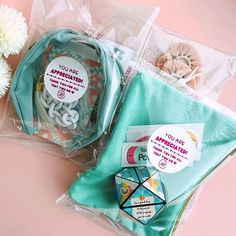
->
[68,72,236,235]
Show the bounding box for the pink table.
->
[0,0,236,235]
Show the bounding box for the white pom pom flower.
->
[0,57,11,98]
[0,4,28,57]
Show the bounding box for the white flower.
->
[0,4,28,57]
[0,57,11,98]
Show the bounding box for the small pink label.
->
[147,125,194,173]
[44,56,88,103]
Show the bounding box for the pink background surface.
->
[0,0,236,236]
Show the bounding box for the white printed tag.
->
[127,123,204,167]
[147,125,194,173]
[132,205,156,222]
[44,56,88,103]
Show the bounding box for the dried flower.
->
[0,57,11,98]
[0,4,28,57]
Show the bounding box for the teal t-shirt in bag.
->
[69,72,236,236]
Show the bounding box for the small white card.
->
[126,123,204,168]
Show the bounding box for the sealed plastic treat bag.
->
[60,72,236,236]
[1,0,159,159]
[141,26,236,100]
